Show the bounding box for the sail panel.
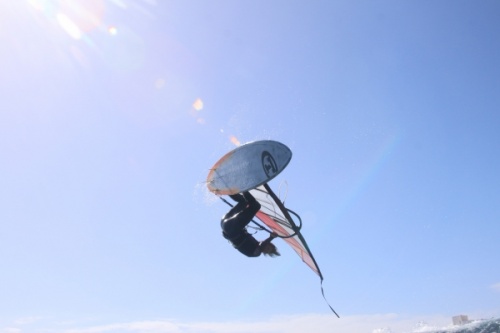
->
[250,185,322,278]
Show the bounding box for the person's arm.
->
[261,232,278,246]
[253,232,278,256]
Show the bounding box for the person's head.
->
[261,242,280,257]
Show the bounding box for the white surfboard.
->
[207,140,292,195]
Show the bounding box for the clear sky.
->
[1,1,499,332]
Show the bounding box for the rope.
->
[321,280,340,318]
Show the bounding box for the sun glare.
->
[230,136,241,146]
[10,0,156,72]
[108,26,118,35]
[57,13,82,39]
[28,0,105,32]
[192,98,204,111]
[189,98,205,124]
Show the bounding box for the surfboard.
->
[207,140,292,195]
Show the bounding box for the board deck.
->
[207,140,292,195]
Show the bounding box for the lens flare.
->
[57,12,82,39]
[230,136,241,146]
[58,0,105,33]
[108,26,118,35]
[9,0,156,74]
[155,78,165,89]
[192,98,203,111]
[189,98,205,124]
[27,0,46,11]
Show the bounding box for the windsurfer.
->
[221,191,280,257]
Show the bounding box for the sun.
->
[0,0,159,74]
[27,0,106,39]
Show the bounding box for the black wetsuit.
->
[221,192,262,257]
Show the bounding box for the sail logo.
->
[262,151,278,178]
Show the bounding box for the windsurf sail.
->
[250,184,322,277]
[211,140,338,315]
[245,183,339,317]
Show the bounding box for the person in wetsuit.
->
[221,191,280,257]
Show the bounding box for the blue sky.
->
[1,0,499,332]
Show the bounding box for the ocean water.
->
[413,318,499,333]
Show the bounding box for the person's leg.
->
[221,191,261,234]
[225,193,261,231]
[222,200,247,221]
[242,191,256,204]
[242,191,260,215]
[223,191,257,219]
[229,193,245,203]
